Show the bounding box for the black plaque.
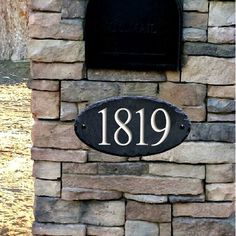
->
[75,96,191,157]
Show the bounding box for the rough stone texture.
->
[207,98,235,113]
[142,142,235,164]
[208,27,235,44]
[209,2,235,27]
[63,163,98,174]
[62,175,203,195]
[31,62,84,80]
[159,223,171,236]
[98,163,148,175]
[208,85,235,99]
[32,121,87,149]
[208,113,235,122]
[31,147,87,163]
[183,0,208,12]
[173,203,234,218]
[169,195,205,203]
[62,187,122,200]
[35,179,61,197]
[165,71,180,82]
[173,217,235,236]
[182,56,235,85]
[158,82,206,106]
[88,151,128,162]
[31,0,62,12]
[184,43,235,58]
[61,81,119,102]
[60,102,78,121]
[28,40,85,62]
[206,164,234,183]
[183,12,208,29]
[80,201,125,226]
[29,13,83,40]
[187,123,235,143]
[149,163,205,179]
[31,90,59,119]
[33,222,86,236]
[125,220,159,236]
[183,28,207,42]
[127,201,171,223]
[28,79,59,91]
[182,105,206,122]
[33,161,61,180]
[62,0,88,18]
[206,183,235,201]
[124,193,168,204]
[87,69,166,82]
[87,226,124,236]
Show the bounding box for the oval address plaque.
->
[75,96,191,157]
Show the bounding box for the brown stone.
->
[31,147,87,163]
[60,102,78,121]
[30,0,62,12]
[35,179,61,197]
[182,105,206,122]
[31,90,59,119]
[87,226,124,236]
[208,113,235,122]
[63,163,98,174]
[183,12,208,29]
[208,85,235,99]
[88,151,128,162]
[31,62,84,80]
[166,71,180,82]
[127,201,171,223]
[159,223,171,236]
[62,174,203,195]
[173,203,234,218]
[27,79,59,91]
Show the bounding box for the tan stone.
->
[87,226,124,236]
[208,85,235,99]
[28,79,59,91]
[159,223,171,236]
[88,150,127,162]
[206,183,235,201]
[182,105,206,122]
[28,39,85,62]
[208,27,235,44]
[173,203,234,218]
[33,161,60,180]
[208,113,235,122]
[62,175,203,195]
[31,147,87,163]
[183,12,208,29]
[166,71,180,82]
[149,163,205,179]
[31,90,59,119]
[31,62,84,80]
[30,0,62,12]
[182,56,235,85]
[60,102,78,121]
[63,163,98,174]
[127,201,171,223]
[124,193,168,204]
[35,179,60,197]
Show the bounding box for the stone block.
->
[207,113,235,122]
[159,223,171,236]
[183,12,208,29]
[62,187,122,200]
[60,102,78,121]
[35,179,61,197]
[125,220,159,236]
[32,222,86,236]
[183,0,208,12]
[173,202,234,218]
[127,201,171,223]
[63,163,97,174]
[183,28,207,42]
[206,164,234,183]
[87,226,124,236]
[31,90,59,119]
[208,85,235,99]
[208,27,235,44]
[31,147,87,163]
[165,71,180,82]
[169,194,205,203]
[88,151,128,162]
[124,193,168,204]
[31,62,84,80]
[29,13,83,40]
[33,161,61,180]
[182,56,235,85]
[28,40,85,62]
[31,0,62,12]
[62,0,88,18]
[61,81,119,102]
[98,163,148,175]
[173,217,235,236]
[209,2,235,27]
[207,98,235,113]
[62,174,203,195]
[182,105,206,122]
[187,123,235,143]
[142,142,235,164]
[206,183,235,201]
[149,163,205,179]
[28,79,59,91]
[158,82,206,106]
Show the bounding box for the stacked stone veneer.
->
[28,0,235,235]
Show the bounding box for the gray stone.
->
[35,179,61,197]
[87,226,124,236]
[61,81,119,102]
[184,42,235,58]
[187,123,235,143]
[183,28,207,42]
[27,80,59,91]
[60,102,78,121]
[125,220,159,236]
[182,56,235,85]
[124,193,168,204]
[208,85,235,99]
[208,113,235,122]
[209,2,235,27]
[159,223,171,236]
[183,12,208,29]
[207,98,235,113]
[98,163,148,175]
[173,217,235,236]
[169,194,205,203]
[183,0,208,12]
[88,151,128,162]
[208,27,235,44]
[31,0,62,12]
[63,163,98,174]
[62,0,88,18]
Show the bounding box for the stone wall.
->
[28,0,235,235]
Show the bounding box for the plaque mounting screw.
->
[82,124,86,129]
[180,124,185,129]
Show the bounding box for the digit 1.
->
[98,108,111,145]
[136,108,148,146]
